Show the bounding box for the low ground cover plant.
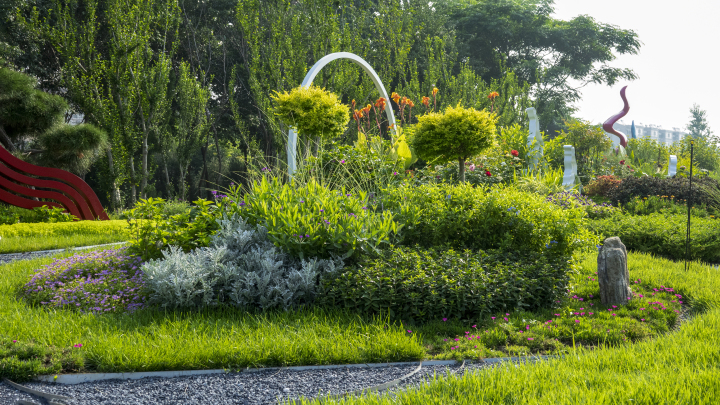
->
[588,213,720,263]
[382,183,596,256]
[21,248,146,313]
[319,247,573,322]
[621,195,719,217]
[0,220,130,253]
[142,216,342,310]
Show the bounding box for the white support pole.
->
[562,145,578,191]
[668,155,677,177]
[287,52,397,178]
[525,107,543,171]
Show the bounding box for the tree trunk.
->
[458,157,466,182]
[597,237,633,305]
[129,156,137,206]
[140,134,148,200]
[0,124,17,152]
[163,154,172,199]
[106,149,122,210]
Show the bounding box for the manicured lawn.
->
[0,221,130,253]
[298,253,720,404]
[0,250,424,381]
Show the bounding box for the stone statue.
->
[562,145,578,191]
[668,155,677,177]
[597,237,633,305]
[525,107,543,171]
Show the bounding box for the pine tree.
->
[686,104,713,139]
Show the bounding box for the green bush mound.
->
[318,247,573,322]
[589,213,720,263]
[382,183,596,257]
[607,175,720,210]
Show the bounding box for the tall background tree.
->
[1,0,641,208]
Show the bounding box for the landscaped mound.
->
[21,248,146,313]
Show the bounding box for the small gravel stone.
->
[0,381,41,405]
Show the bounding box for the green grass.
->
[0,251,425,382]
[299,253,720,404]
[406,252,683,360]
[0,220,130,253]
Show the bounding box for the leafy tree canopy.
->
[452,0,641,134]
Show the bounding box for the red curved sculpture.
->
[0,145,109,220]
[602,86,630,148]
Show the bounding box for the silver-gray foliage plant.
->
[141,215,343,310]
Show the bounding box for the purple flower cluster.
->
[21,248,147,314]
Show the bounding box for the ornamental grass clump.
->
[21,248,147,314]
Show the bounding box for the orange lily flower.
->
[391,92,401,104]
[422,96,430,107]
[432,87,439,96]
[487,91,499,100]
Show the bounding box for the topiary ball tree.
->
[411,104,497,182]
[271,85,349,143]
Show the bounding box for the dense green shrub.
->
[607,175,720,210]
[317,247,573,322]
[126,198,225,260]
[622,195,719,217]
[0,204,77,224]
[228,177,398,260]
[545,192,618,219]
[588,213,720,263]
[271,85,349,141]
[382,183,596,257]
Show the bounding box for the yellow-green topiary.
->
[271,85,349,141]
[410,105,496,182]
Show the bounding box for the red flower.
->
[485,171,492,177]
[511,150,519,157]
[620,160,626,165]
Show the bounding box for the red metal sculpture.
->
[0,145,109,220]
[602,86,630,148]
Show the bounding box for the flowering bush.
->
[383,183,597,257]
[21,248,147,314]
[583,175,621,197]
[546,192,617,219]
[318,247,574,321]
[227,177,398,260]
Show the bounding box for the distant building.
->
[606,120,687,148]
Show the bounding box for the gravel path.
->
[1,364,429,405]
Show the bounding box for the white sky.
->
[551,0,718,133]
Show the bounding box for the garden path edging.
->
[33,356,552,385]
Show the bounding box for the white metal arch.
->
[286,52,397,177]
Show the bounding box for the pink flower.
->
[468,163,476,171]
[442,318,447,322]
[12,340,16,343]
[527,337,534,341]
[407,330,412,333]
[575,320,580,323]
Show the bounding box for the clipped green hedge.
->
[588,213,720,263]
[382,183,597,257]
[0,220,129,238]
[318,247,574,322]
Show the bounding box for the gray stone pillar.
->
[597,237,633,305]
